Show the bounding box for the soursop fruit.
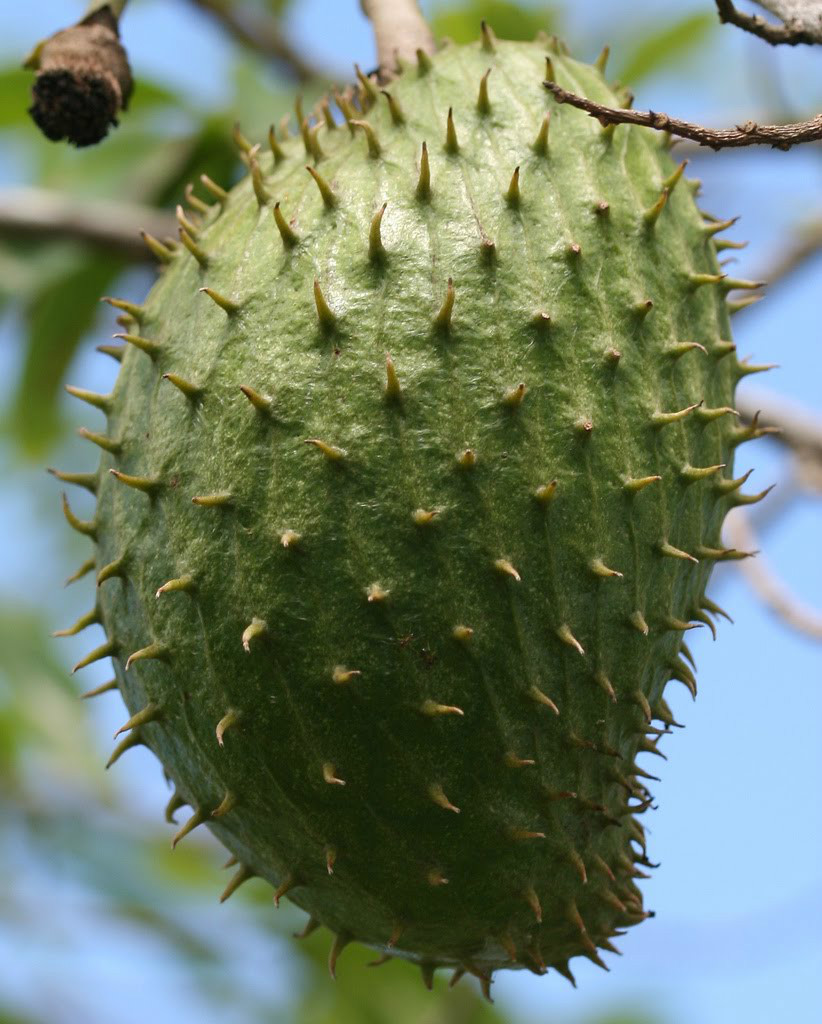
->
[57,31,769,992]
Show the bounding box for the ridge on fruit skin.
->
[55,27,770,996]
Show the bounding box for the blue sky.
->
[1,2,820,1023]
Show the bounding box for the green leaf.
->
[0,1005,42,1024]
[0,69,32,128]
[122,77,183,114]
[1,118,239,460]
[9,247,126,455]
[432,1,558,44]
[0,242,54,309]
[32,125,200,203]
[615,12,716,85]
[0,64,199,203]
[0,604,101,785]
[292,929,508,1024]
[227,57,305,144]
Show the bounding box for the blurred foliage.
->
[613,11,716,86]
[0,606,96,784]
[432,0,557,42]
[0,0,728,1020]
[11,250,125,452]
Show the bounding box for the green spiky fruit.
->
[60,34,767,989]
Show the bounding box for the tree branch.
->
[715,0,822,46]
[543,81,822,150]
[360,0,435,81]
[0,187,175,261]
[187,0,332,82]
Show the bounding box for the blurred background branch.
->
[727,387,822,642]
[0,186,174,259]
[754,216,822,287]
[187,0,336,81]
[725,509,822,638]
[736,391,822,476]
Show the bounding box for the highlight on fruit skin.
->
[56,26,769,993]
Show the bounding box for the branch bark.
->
[188,0,332,82]
[716,0,822,46]
[360,0,435,81]
[0,187,175,261]
[543,81,822,150]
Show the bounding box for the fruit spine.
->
[57,30,770,994]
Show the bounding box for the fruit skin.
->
[60,33,764,987]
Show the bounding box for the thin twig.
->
[187,0,332,82]
[715,0,822,46]
[725,510,822,639]
[360,0,435,81]
[543,81,822,150]
[0,186,175,260]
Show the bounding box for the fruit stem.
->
[84,0,127,15]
